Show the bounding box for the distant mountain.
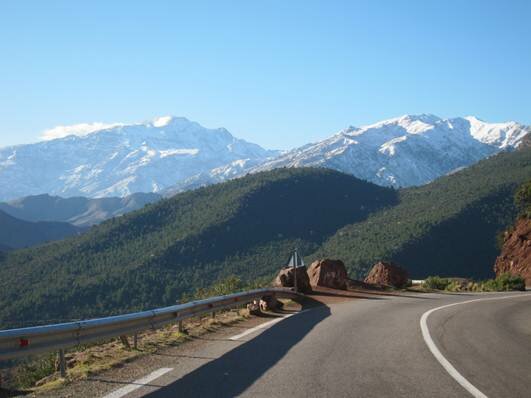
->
[0,210,84,250]
[0,192,161,227]
[0,116,279,201]
[251,114,529,187]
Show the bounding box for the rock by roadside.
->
[274,266,312,293]
[364,261,409,288]
[307,259,348,290]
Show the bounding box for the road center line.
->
[102,367,173,398]
[420,293,531,398]
[229,310,308,341]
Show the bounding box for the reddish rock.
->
[494,218,531,287]
[274,266,312,293]
[307,259,348,290]
[364,261,409,288]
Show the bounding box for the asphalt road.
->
[95,291,531,398]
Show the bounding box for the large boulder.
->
[364,261,409,288]
[307,259,348,290]
[274,266,312,293]
[494,218,531,287]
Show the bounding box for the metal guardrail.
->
[0,287,300,363]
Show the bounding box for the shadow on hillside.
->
[394,186,516,279]
[145,297,329,398]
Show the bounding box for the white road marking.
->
[420,293,531,398]
[102,367,173,398]
[229,310,308,341]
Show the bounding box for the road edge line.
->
[420,293,531,398]
[102,367,173,398]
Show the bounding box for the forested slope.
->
[1,149,529,328]
[0,168,395,327]
[315,149,531,278]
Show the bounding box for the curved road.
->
[81,292,531,398]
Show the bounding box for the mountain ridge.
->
[0,114,528,202]
[0,116,279,201]
[0,192,161,227]
[250,114,529,187]
[0,209,85,250]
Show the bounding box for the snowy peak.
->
[0,113,528,201]
[0,117,278,201]
[251,114,529,188]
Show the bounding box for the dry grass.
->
[5,308,250,395]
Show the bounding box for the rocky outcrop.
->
[494,218,531,286]
[274,266,312,293]
[307,259,348,290]
[364,261,409,288]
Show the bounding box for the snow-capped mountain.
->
[250,114,529,187]
[0,116,279,201]
[1,114,528,202]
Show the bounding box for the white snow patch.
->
[379,136,408,156]
[159,149,199,158]
[152,116,173,127]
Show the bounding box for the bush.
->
[445,280,462,292]
[515,180,531,218]
[492,273,525,291]
[422,276,451,290]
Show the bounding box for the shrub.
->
[493,273,526,291]
[445,280,462,292]
[422,276,451,290]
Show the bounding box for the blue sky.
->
[1,0,530,149]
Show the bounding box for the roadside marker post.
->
[58,349,66,378]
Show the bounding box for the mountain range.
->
[0,192,161,227]
[0,116,278,201]
[252,114,529,187]
[0,114,528,202]
[0,147,529,327]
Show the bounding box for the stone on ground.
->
[307,259,348,290]
[364,261,409,288]
[274,266,312,293]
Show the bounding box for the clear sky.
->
[1,0,530,149]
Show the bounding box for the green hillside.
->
[0,150,529,329]
[315,149,531,278]
[0,168,395,328]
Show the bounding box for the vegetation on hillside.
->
[315,150,531,278]
[0,150,529,328]
[0,168,395,328]
[514,179,531,218]
[422,273,525,292]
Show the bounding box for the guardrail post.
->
[58,349,66,378]
[119,335,131,349]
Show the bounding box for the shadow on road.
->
[145,297,330,398]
